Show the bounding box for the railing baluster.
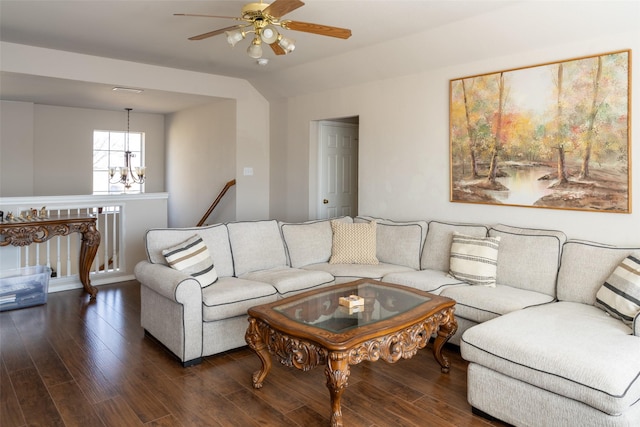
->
[46,239,51,272]
[66,208,72,277]
[112,208,118,270]
[102,208,109,273]
[56,234,62,278]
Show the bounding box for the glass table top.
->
[273,281,431,333]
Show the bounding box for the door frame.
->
[308,118,359,219]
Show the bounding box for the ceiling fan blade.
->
[270,43,286,55]
[188,25,244,40]
[174,13,240,20]
[282,21,352,39]
[263,0,305,19]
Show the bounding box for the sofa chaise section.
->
[461,239,640,426]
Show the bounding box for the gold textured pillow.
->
[329,220,379,264]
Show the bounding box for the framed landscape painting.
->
[449,50,631,213]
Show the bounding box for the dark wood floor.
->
[1,281,509,427]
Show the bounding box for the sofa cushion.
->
[241,267,335,297]
[488,224,566,296]
[461,302,640,415]
[329,220,378,264]
[595,253,640,325]
[144,223,234,277]
[383,269,467,295]
[449,232,500,287]
[557,240,640,305]
[202,277,278,322]
[280,217,352,268]
[355,216,428,270]
[161,235,218,287]
[303,262,413,284]
[227,220,288,277]
[422,221,489,271]
[441,284,555,323]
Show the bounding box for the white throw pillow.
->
[449,232,500,287]
[595,253,640,325]
[162,235,218,287]
[329,220,379,265]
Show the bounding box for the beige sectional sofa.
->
[134,215,640,427]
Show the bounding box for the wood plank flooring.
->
[0,281,509,426]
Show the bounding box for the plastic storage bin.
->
[0,266,51,311]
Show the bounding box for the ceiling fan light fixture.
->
[178,0,352,61]
[277,35,295,54]
[247,37,263,58]
[260,25,279,44]
[226,29,245,47]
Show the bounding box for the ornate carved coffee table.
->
[245,279,457,427]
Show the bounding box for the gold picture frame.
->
[449,50,631,213]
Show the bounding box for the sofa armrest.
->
[134,261,204,364]
[134,261,202,303]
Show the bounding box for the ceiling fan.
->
[175,0,352,59]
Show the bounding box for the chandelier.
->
[109,108,146,190]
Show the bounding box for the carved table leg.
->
[432,308,458,373]
[325,352,350,427]
[245,317,272,388]
[79,226,100,300]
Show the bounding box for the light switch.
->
[243,167,254,176]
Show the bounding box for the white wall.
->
[1,101,165,196]
[165,101,237,227]
[1,42,270,220]
[38,105,164,195]
[0,101,34,196]
[275,2,640,246]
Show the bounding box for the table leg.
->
[79,226,100,300]
[432,309,458,373]
[325,352,350,427]
[245,317,273,389]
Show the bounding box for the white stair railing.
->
[15,205,122,282]
[1,193,168,294]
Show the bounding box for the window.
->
[93,130,145,194]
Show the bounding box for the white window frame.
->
[92,130,145,194]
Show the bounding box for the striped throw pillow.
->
[595,253,640,325]
[329,220,379,264]
[449,232,500,287]
[162,235,218,287]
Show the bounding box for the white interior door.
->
[317,121,358,219]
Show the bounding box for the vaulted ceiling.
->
[0,0,514,112]
[2,1,637,113]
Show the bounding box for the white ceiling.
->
[0,0,514,113]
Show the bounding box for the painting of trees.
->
[450,50,630,212]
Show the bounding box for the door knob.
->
[323,199,329,204]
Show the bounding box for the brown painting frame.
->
[449,50,631,213]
